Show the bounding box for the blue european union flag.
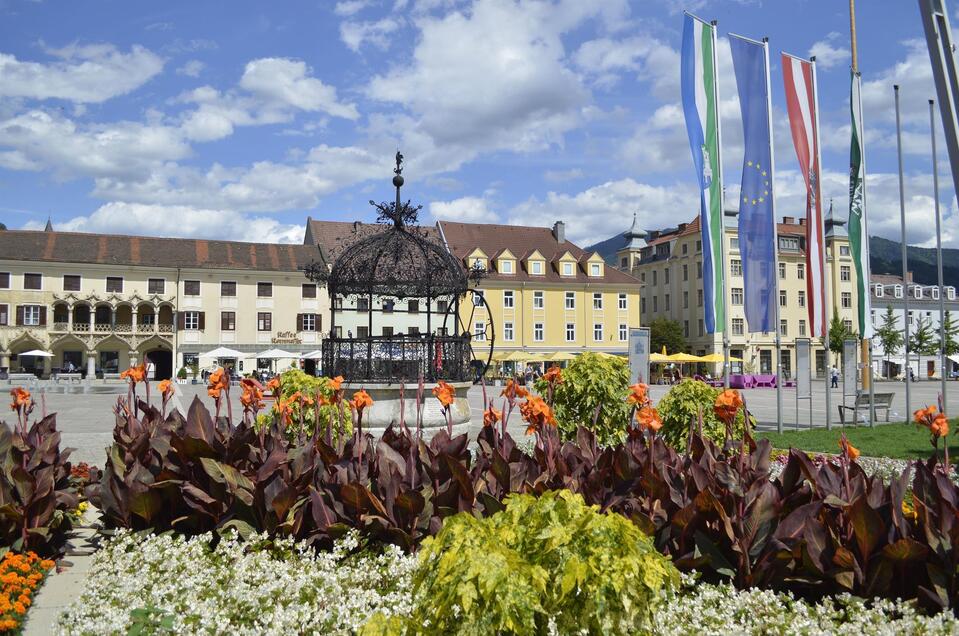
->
[730,34,776,334]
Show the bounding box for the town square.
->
[3,0,959,634]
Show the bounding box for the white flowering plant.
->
[56,530,416,636]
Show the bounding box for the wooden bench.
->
[6,373,37,383]
[838,392,894,424]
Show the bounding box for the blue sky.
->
[0,0,955,248]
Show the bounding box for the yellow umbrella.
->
[698,353,743,363]
[545,351,578,361]
[595,351,626,359]
[491,350,516,361]
[650,352,670,363]
[667,352,704,363]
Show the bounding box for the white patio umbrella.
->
[201,347,245,359]
[256,348,297,375]
[301,350,323,359]
[19,350,53,357]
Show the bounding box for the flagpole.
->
[895,85,912,419]
[761,37,785,433]
[930,99,948,413]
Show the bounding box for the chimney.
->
[782,216,795,225]
[799,218,806,226]
[906,271,914,283]
[553,220,566,243]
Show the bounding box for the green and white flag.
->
[848,71,873,338]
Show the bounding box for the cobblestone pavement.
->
[4,379,958,466]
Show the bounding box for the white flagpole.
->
[930,99,948,413]
[809,56,831,430]
[763,37,784,433]
[896,85,912,419]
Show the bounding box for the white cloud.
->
[543,168,584,182]
[340,18,402,52]
[334,0,372,16]
[808,32,851,70]
[176,59,205,77]
[429,196,498,222]
[42,202,303,243]
[573,35,679,95]
[239,58,359,119]
[0,44,163,103]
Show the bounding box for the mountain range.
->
[586,233,959,288]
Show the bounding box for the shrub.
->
[365,490,679,635]
[656,379,747,447]
[533,352,631,446]
[256,369,352,441]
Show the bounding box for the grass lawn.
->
[758,420,959,461]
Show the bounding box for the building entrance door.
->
[759,350,772,375]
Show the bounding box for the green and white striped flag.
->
[848,71,873,338]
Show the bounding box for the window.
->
[621,258,628,268]
[894,285,903,298]
[437,299,448,313]
[664,268,670,284]
[684,321,690,337]
[840,245,850,256]
[797,263,805,280]
[779,290,787,307]
[799,319,806,336]
[0,273,8,289]
[844,319,853,331]
[221,312,236,331]
[778,262,786,279]
[257,282,273,297]
[619,323,628,341]
[534,323,544,341]
[730,238,740,250]
[682,243,689,255]
[533,291,544,309]
[357,297,370,312]
[590,263,601,277]
[302,283,317,298]
[503,290,514,308]
[562,262,574,276]
[148,278,165,294]
[382,299,395,313]
[652,271,657,285]
[565,292,575,310]
[641,298,646,313]
[472,291,484,306]
[220,281,236,297]
[732,318,744,336]
[840,266,851,282]
[184,311,200,330]
[932,287,940,300]
[24,273,42,290]
[640,272,646,283]
[841,292,852,308]
[474,321,486,341]
[697,262,703,279]
[0,304,7,326]
[63,275,81,291]
[874,284,884,297]
[683,291,689,308]
[531,260,544,275]
[408,300,420,314]
[697,289,703,307]
[683,264,689,281]
[665,294,671,311]
[504,321,514,341]
[780,319,788,336]
[301,313,316,331]
[696,240,702,252]
[18,305,42,326]
[779,237,800,251]
[382,326,394,337]
[184,280,200,296]
[357,326,369,338]
[731,259,742,276]
[618,293,627,310]
[500,260,513,274]
[653,296,658,312]
[798,290,806,307]
[408,326,421,335]
[106,276,122,293]
[593,323,603,341]
[913,286,923,299]
[565,323,576,342]
[732,287,744,305]
[698,319,704,336]
[593,293,603,310]
[257,312,272,331]
[947,287,956,300]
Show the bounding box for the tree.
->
[909,315,939,357]
[828,309,855,364]
[875,305,903,378]
[649,317,686,356]
[942,311,959,356]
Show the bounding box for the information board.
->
[843,339,858,397]
[796,338,811,399]
[628,328,650,384]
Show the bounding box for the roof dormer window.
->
[947,287,956,300]
[913,286,923,299]
[874,285,884,297]
[472,258,486,270]
[589,263,602,277]
[562,262,574,277]
[530,260,544,275]
[894,285,903,298]
[932,287,940,300]
[499,259,514,274]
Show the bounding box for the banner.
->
[782,53,827,339]
[681,13,725,334]
[730,34,777,333]
[843,338,858,396]
[796,338,811,399]
[848,71,873,338]
[628,328,650,384]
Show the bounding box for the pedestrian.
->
[830,365,839,388]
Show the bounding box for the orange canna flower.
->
[265,377,280,395]
[714,389,744,424]
[239,378,264,412]
[483,405,502,427]
[839,434,861,461]
[914,405,939,424]
[432,381,456,408]
[520,395,556,435]
[206,367,229,400]
[120,363,146,385]
[626,382,649,406]
[636,406,663,432]
[543,365,563,385]
[932,414,950,438]
[157,379,173,397]
[501,379,529,401]
[351,389,373,414]
[328,375,344,391]
[8,387,30,412]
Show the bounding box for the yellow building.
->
[0,227,325,379]
[616,213,859,378]
[438,220,643,365]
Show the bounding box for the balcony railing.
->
[73,322,91,332]
[137,323,155,333]
[51,322,69,332]
[158,324,174,334]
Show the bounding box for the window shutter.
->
[198,312,206,330]
[16,306,24,326]
[296,314,303,331]
[176,312,185,330]
[39,306,47,326]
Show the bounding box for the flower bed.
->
[0,551,54,633]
